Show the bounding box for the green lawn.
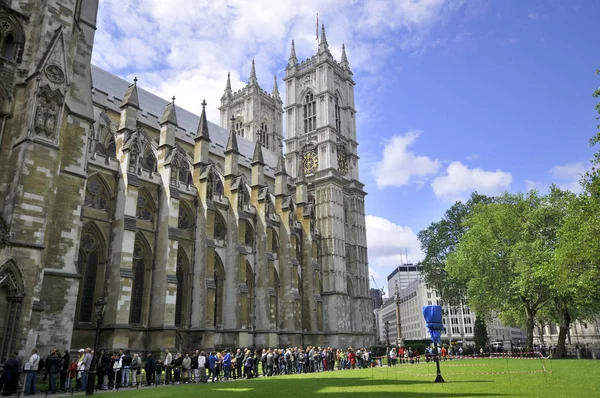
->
[97,359,598,397]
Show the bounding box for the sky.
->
[93,0,600,297]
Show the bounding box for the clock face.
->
[338,151,348,174]
[303,150,318,174]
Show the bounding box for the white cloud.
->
[465,153,480,161]
[525,179,545,192]
[93,1,472,123]
[549,162,586,193]
[432,161,512,200]
[372,130,441,188]
[366,215,424,294]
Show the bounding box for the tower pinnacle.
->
[319,24,330,54]
[341,43,349,67]
[289,39,298,65]
[272,74,280,100]
[249,58,257,86]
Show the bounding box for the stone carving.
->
[34,86,63,139]
[45,64,65,84]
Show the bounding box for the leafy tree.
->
[446,190,569,353]
[418,192,492,306]
[473,316,488,351]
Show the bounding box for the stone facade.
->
[0,1,373,360]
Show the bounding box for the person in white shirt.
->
[25,348,40,395]
[164,348,173,385]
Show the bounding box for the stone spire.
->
[225,115,239,155]
[275,142,286,175]
[195,99,210,141]
[251,140,265,165]
[120,76,139,109]
[296,161,306,183]
[289,39,298,65]
[341,43,349,68]
[275,142,287,197]
[272,74,281,100]
[160,96,178,126]
[225,71,232,92]
[248,58,257,86]
[295,161,307,205]
[319,24,329,54]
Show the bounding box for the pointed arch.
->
[178,201,194,231]
[136,187,155,222]
[268,226,279,253]
[85,173,112,211]
[214,210,227,240]
[0,259,25,362]
[76,222,106,323]
[334,93,342,132]
[211,251,225,327]
[269,262,280,329]
[175,248,190,327]
[130,232,152,324]
[244,260,254,329]
[303,90,317,133]
[241,219,254,246]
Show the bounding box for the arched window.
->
[1,34,15,60]
[215,179,224,197]
[178,202,194,231]
[235,119,244,137]
[179,164,191,185]
[141,151,157,173]
[77,227,102,323]
[211,252,225,327]
[136,190,154,222]
[303,92,317,134]
[335,94,341,132]
[130,236,149,324]
[238,185,250,211]
[259,120,269,148]
[174,251,188,327]
[288,203,295,227]
[214,211,227,240]
[84,175,110,211]
[106,137,116,158]
[270,228,279,253]
[243,220,254,246]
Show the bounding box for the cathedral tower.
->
[218,60,284,152]
[284,26,373,348]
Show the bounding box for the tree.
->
[446,190,569,353]
[473,316,488,351]
[418,193,492,306]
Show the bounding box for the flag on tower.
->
[316,13,319,40]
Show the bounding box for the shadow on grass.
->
[104,376,511,397]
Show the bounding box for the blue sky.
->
[94,0,600,294]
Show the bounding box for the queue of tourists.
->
[0,345,380,395]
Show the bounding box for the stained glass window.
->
[244,220,254,246]
[214,211,227,240]
[335,94,341,132]
[85,176,109,211]
[136,191,153,222]
[303,92,317,134]
[130,239,145,324]
[77,229,100,323]
[178,202,193,231]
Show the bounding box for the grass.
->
[94,359,599,397]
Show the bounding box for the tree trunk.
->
[525,306,535,354]
[537,321,545,345]
[555,304,571,358]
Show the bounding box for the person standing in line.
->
[190,351,199,383]
[223,350,232,381]
[47,349,61,394]
[24,348,40,396]
[144,353,156,386]
[2,353,20,396]
[198,351,207,383]
[207,352,217,382]
[81,348,93,392]
[130,353,141,387]
[163,348,172,385]
[121,350,132,387]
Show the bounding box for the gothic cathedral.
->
[0,0,373,361]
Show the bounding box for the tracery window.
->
[244,220,254,246]
[259,120,269,148]
[235,119,244,137]
[106,137,116,159]
[140,152,157,173]
[179,164,191,185]
[214,211,227,240]
[174,252,186,327]
[130,238,147,324]
[238,186,250,210]
[77,229,100,323]
[335,94,341,132]
[84,176,109,211]
[303,92,317,134]
[136,190,154,222]
[178,202,194,231]
[288,204,295,227]
[1,34,15,60]
[270,228,279,253]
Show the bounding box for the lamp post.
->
[395,280,402,347]
[86,296,107,396]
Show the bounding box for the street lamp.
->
[395,280,403,347]
[86,296,107,396]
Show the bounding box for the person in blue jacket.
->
[207,352,217,383]
[223,350,232,381]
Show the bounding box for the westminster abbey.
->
[0,0,373,360]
